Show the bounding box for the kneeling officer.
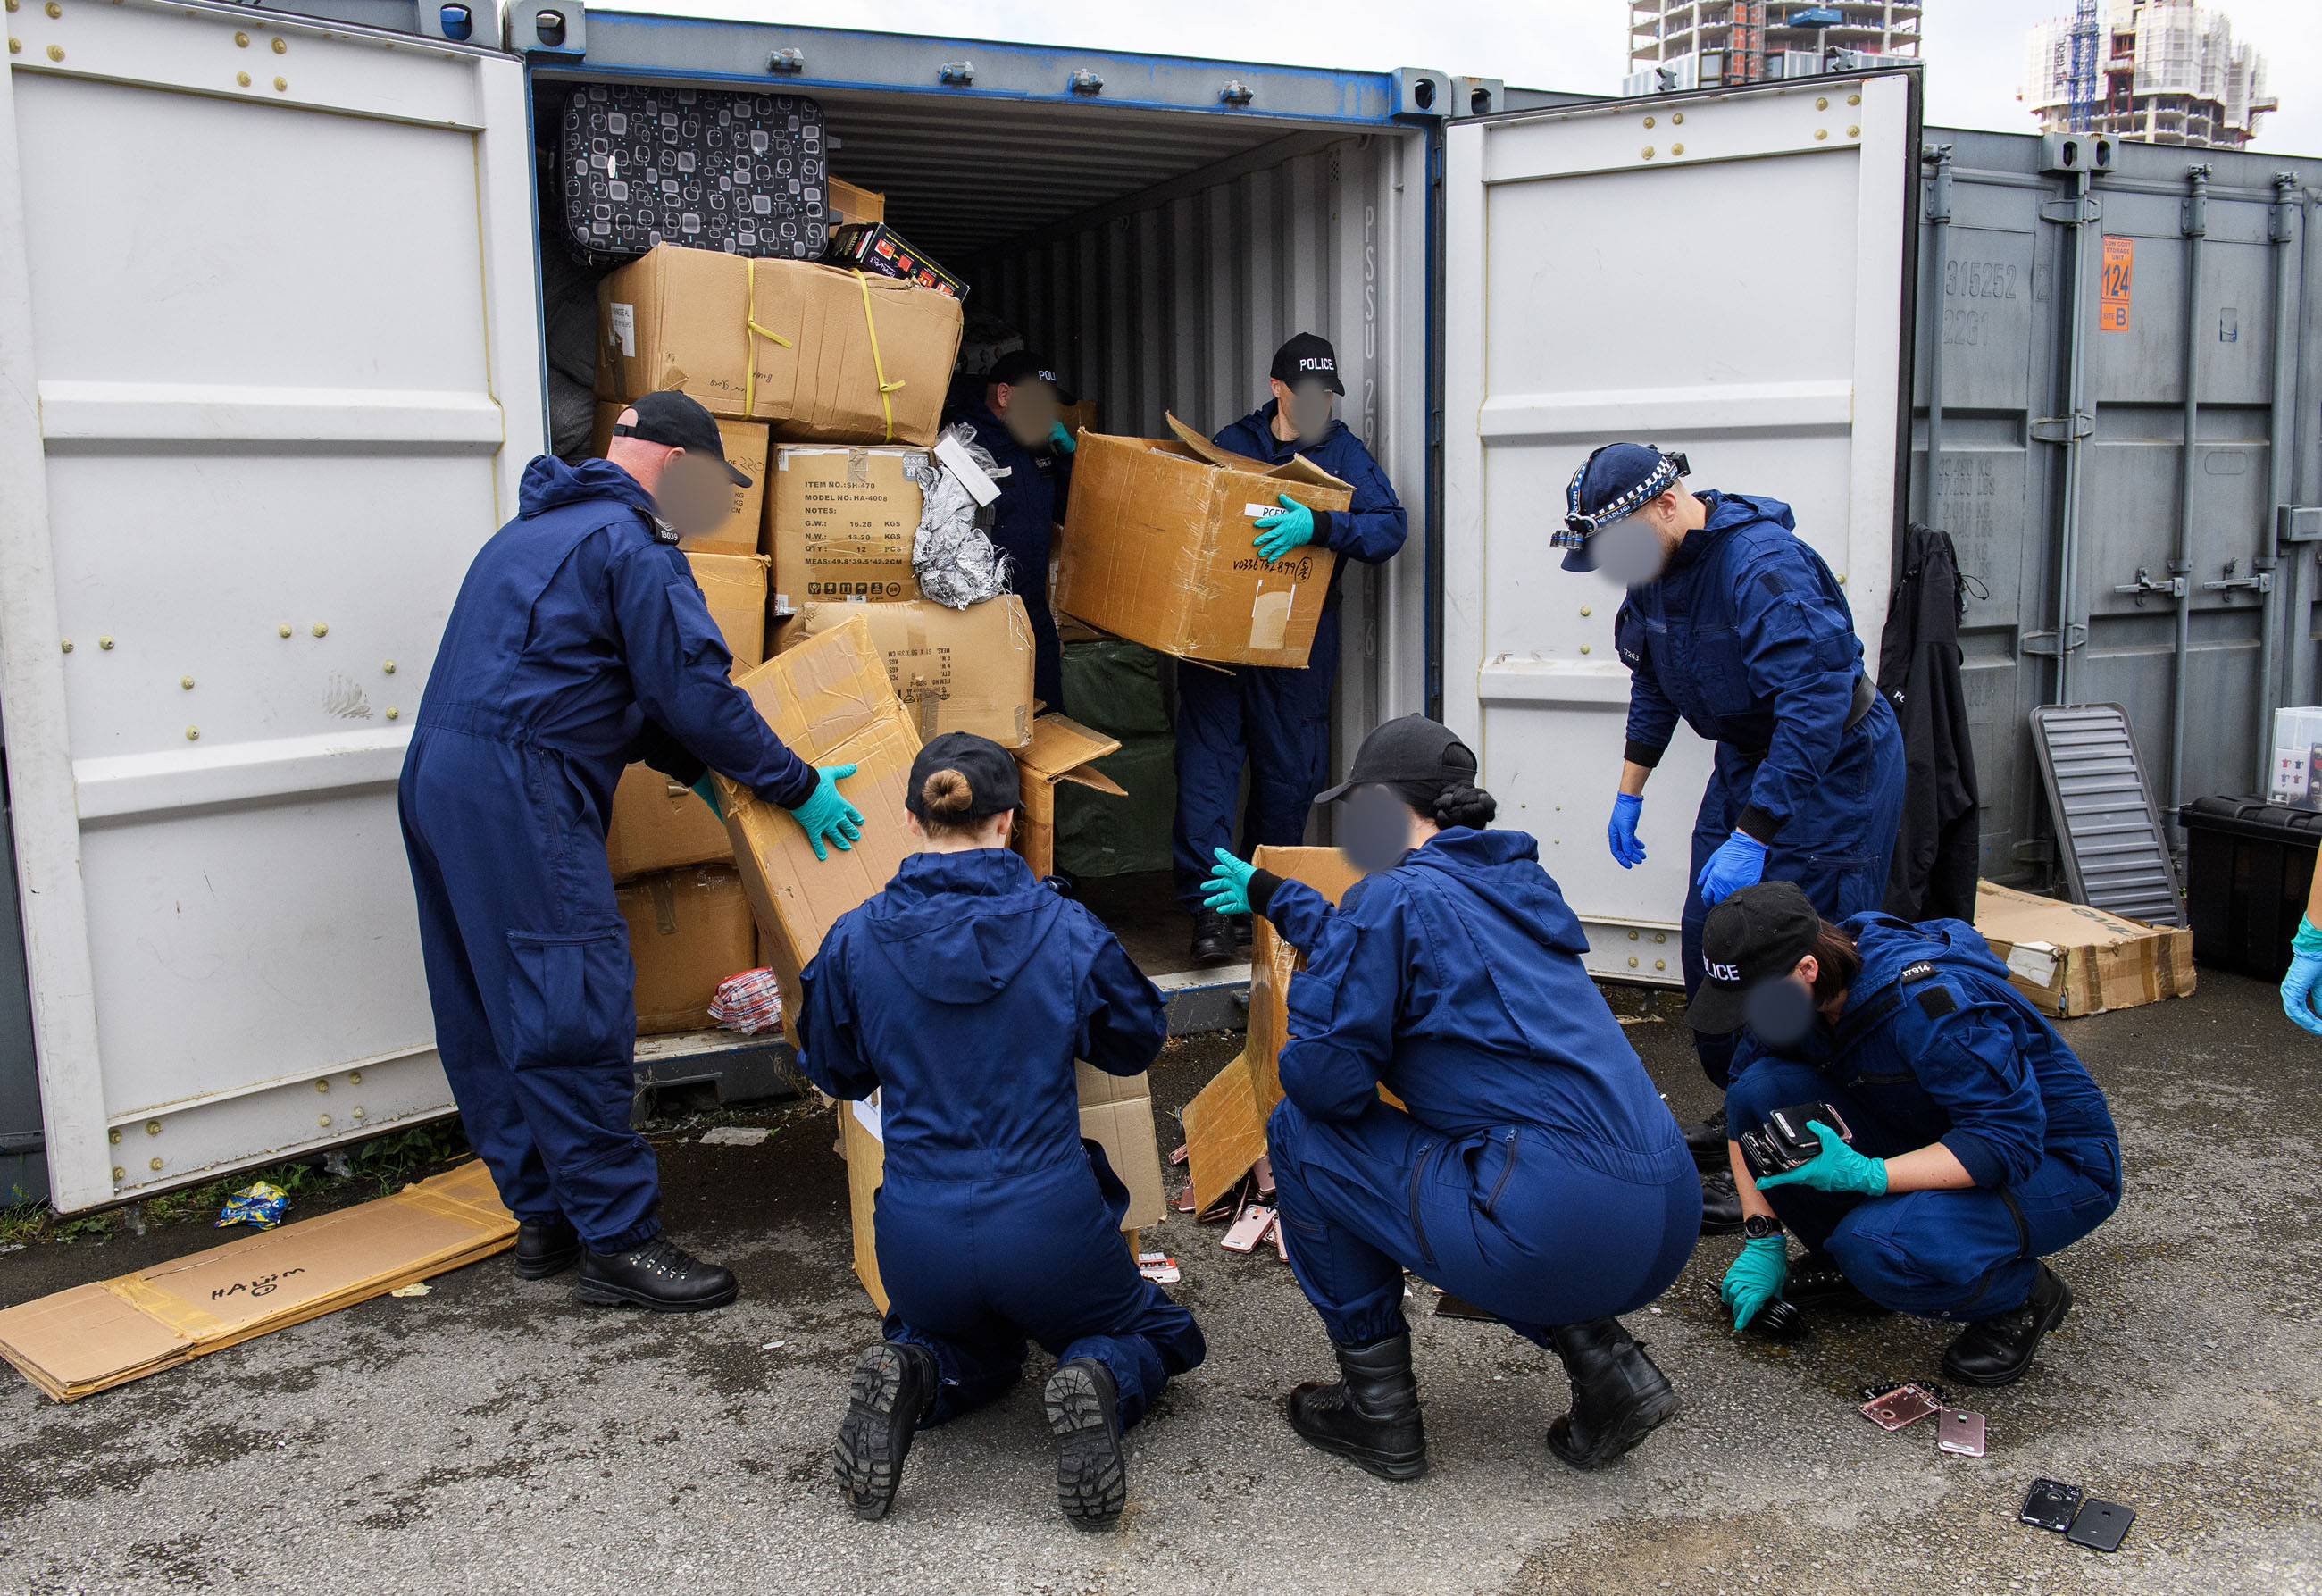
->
[1697,882,2123,1386]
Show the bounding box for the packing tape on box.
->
[854,270,908,444]
[742,258,798,420]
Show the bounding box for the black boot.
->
[575,1236,739,1312]
[1682,1107,1729,1169]
[1545,1318,1680,1470]
[831,1341,938,1521]
[1784,1252,1892,1316]
[1699,1169,1743,1235]
[1044,1358,1128,1530]
[1286,1333,1426,1481]
[1941,1265,2073,1387]
[513,1215,580,1280]
[1190,907,1238,965]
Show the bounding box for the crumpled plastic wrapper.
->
[908,423,1014,610]
[216,1181,288,1230]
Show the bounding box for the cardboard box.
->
[779,597,1035,748]
[597,245,964,444]
[687,550,770,669]
[606,765,731,882]
[589,403,770,557]
[713,616,923,1032]
[768,445,925,608]
[827,221,968,302]
[826,176,885,229]
[1010,714,1127,879]
[1056,414,1349,667]
[619,865,759,1035]
[1974,880,2196,1019]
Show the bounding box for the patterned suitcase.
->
[560,84,828,267]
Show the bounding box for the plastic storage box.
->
[2176,797,2322,980]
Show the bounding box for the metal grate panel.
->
[2030,704,2184,925]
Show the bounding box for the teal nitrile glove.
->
[1048,419,1076,454]
[1203,848,1256,915]
[1608,792,1647,869]
[1252,494,1316,564]
[1721,1234,1790,1330]
[1696,831,1767,905]
[1754,1122,1890,1197]
[785,763,863,862]
[2284,916,2322,1037]
[689,773,724,820]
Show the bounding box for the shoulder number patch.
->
[1898,960,1938,983]
[1916,986,1958,1021]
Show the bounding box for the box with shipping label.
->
[779,597,1034,748]
[768,445,925,608]
[597,245,963,444]
[590,402,770,558]
[686,550,770,669]
[1974,880,2196,1019]
[1008,714,1126,880]
[606,765,731,882]
[619,865,759,1036]
[826,176,885,229]
[713,616,923,1032]
[826,221,967,302]
[1056,414,1348,667]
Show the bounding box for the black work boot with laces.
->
[1545,1317,1680,1470]
[1190,907,1238,965]
[576,1235,739,1312]
[1044,1358,1129,1529]
[1699,1168,1744,1234]
[1682,1107,1730,1168]
[513,1215,581,1280]
[1286,1332,1426,1481]
[831,1341,938,1520]
[1941,1264,2073,1387]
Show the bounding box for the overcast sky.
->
[624,0,2318,157]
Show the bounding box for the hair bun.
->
[1432,781,1497,830]
[921,768,975,819]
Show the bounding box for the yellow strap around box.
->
[853,270,906,444]
[743,258,797,418]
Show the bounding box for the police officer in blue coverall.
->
[400,392,864,1313]
[1697,882,2121,1386]
[801,732,1205,1529]
[1558,443,1906,1229]
[1178,333,1409,965]
[1204,716,1699,1479]
[955,349,1076,715]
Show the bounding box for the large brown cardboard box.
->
[589,403,770,557]
[827,176,885,228]
[597,246,963,444]
[778,597,1034,748]
[606,767,731,882]
[1009,714,1127,879]
[767,445,924,608]
[713,616,922,1032]
[687,550,770,668]
[1056,414,1349,667]
[619,865,758,1035]
[1974,881,2196,1019]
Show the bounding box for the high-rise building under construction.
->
[2023,0,2275,151]
[1623,2,1919,96]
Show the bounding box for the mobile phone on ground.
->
[1221,1204,1276,1253]
[1936,1408,1986,1458]
[2067,1499,2135,1553]
[2019,1478,2083,1533]
[1861,1383,1941,1430]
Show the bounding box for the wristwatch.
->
[1742,1214,1784,1241]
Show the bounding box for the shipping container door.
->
[0,0,542,1209]
[1441,73,1917,983]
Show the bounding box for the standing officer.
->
[1175,333,1408,964]
[400,392,861,1313]
[1558,443,1904,1224]
[956,350,1075,716]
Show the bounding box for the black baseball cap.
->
[986,349,1075,406]
[1270,332,1345,396]
[1314,714,1477,805]
[1686,881,1823,1035]
[905,731,1022,820]
[611,391,752,487]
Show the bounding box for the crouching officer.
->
[800,733,1206,1529]
[1175,333,1409,964]
[1204,716,1698,1479]
[400,392,861,1312]
[1695,882,2123,1386]
[956,350,1075,714]
[1558,443,1904,1226]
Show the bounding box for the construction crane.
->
[2067,0,2101,132]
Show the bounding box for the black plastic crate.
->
[2177,797,2322,980]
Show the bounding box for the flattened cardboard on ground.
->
[1009,714,1126,880]
[1975,880,2196,1019]
[620,865,759,1035]
[687,549,771,669]
[0,1161,514,1402]
[778,596,1034,748]
[606,765,731,882]
[589,403,770,557]
[767,445,924,608]
[597,246,963,445]
[1055,414,1348,668]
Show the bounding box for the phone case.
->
[1861,1384,1940,1430]
[2067,1499,2134,1553]
[2020,1478,2083,1533]
[1936,1408,1986,1458]
[1220,1204,1277,1253]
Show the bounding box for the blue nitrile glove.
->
[1203,848,1256,916]
[1721,1235,1790,1330]
[1252,494,1316,564]
[1048,419,1076,454]
[1696,831,1767,905]
[2284,917,2322,1037]
[1754,1122,1890,1197]
[689,773,724,820]
[785,763,863,862]
[1608,792,1647,869]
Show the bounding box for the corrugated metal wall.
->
[1912,128,2319,885]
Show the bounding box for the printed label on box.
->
[608,302,636,357]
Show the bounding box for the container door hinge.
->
[2031,412,2094,444]
[2040,195,2101,226]
[2114,567,2187,606]
[2021,623,2087,657]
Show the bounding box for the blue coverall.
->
[1615,490,1906,1086]
[957,402,1071,716]
[399,456,816,1251]
[1171,403,1408,909]
[798,848,1206,1430]
[1725,914,2123,1321]
[1261,828,1700,1348]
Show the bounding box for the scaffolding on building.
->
[2024,0,2276,151]
[1623,1,1920,96]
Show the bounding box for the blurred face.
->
[1271,377,1336,445]
[1588,489,1690,587]
[1340,786,1430,873]
[652,448,734,536]
[990,379,1059,449]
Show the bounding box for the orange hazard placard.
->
[2100,236,2134,331]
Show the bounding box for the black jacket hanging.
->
[1878,524,1982,923]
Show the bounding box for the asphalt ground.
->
[2,969,2318,1595]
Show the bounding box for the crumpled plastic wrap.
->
[908,423,1014,610]
[216,1181,288,1230]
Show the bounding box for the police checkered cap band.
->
[1554,445,1689,547]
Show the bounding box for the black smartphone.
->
[2019,1478,2082,1533]
[2067,1498,2135,1553]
